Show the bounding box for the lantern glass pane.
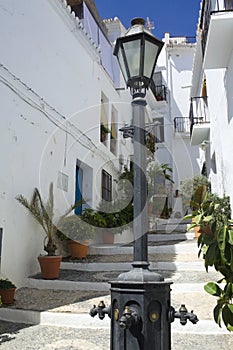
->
[118,47,128,82]
[144,40,159,78]
[123,39,141,77]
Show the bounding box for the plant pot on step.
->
[38,255,62,279]
[0,278,16,305]
[0,288,16,305]
[69,240,89,259]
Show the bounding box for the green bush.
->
[0,278,16,289]
[184,186,233,331]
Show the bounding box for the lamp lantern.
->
[113,18,164,96]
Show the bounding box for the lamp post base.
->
[110,265,173,350]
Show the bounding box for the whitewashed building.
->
[190,0,233,209]
[0,0,201,286]
[151,33,200,217]
[0,0,137,286]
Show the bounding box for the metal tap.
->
[169,304,199,326]
[90,300,111,320]
[119,306,140,330]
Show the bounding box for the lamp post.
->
[113,17,164,271]
[90,18,198,349]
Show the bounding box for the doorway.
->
[75,165,83,215]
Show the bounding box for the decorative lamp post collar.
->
[113,18,164,98]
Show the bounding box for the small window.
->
[153,117,164,143]
[102,170,112,201]
[100,93,109,144]
[110,107,118,155]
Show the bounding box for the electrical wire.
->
[0,64,116,166]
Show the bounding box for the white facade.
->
[151,34,200,216]
[0,0,134,285]
[190,0,233,210]
[0,0,202,286]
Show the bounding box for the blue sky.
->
[94,0,201,39]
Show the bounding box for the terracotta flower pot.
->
[0,288,16,305]
[192,218,201,238]
[69,240,89,259]
[38,255,62,279]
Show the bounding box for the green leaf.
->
[228,230,233,245]
[217,226,227,254]
[224,283,233,300]
[222,304,233,329]
[205,243,218,267]
[203,215,213,222]
[231,248,233,271]
[194,214,202,225]
[204,282,222,296]
[183,214,193,221]
[213,303,222,327]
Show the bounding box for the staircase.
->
[0,230,232,349]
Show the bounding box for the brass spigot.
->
[90,300,111,320]
[119,305,140,330]
[169,304,199,326]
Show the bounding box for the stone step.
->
[149,218,190,234]
[26,267,222,291]
[89,238,197,255]
[0,285,229,336]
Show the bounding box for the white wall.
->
[0,0,132,286]
[160,43,200,192]
[205,55,233,208]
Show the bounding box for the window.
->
[102,170,112,201]
[110,107,118,155]
[100,93,109,144]
[153,117,164,143]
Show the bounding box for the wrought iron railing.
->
[150,82,167,102]
[168,36,196,44]
[189,96,209,136]
[174,118,191,133]
[200,0,233,56]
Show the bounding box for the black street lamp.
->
[113,17,164,272]
[90,18,198,349]
[113,17,164,97]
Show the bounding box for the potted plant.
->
[57,212,95,259]
[180,175,210,215]
[100,123,111,143]
[0,278,16,305]
[184,186,233,331]
[98,199,133,244]
[81,199,133,245]
[16,183,78,279]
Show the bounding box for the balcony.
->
[174,117,191,134]
[150,81,167,102]
[200,0,233,68]
[189,97,210,146]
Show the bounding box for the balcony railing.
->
[189,96,209,136]
[200,0,233,56]
[150,82,167,102]
[174,117,191,134]
[168,36,196,44]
